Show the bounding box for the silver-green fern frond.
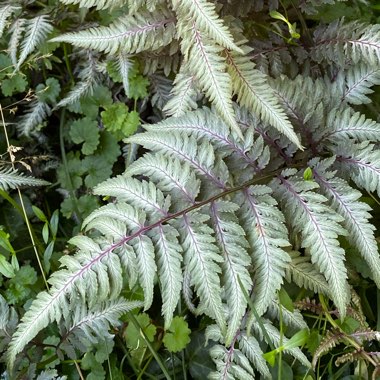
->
[17,100,51,136]
[311,157,380,288]
[226,46,301,148]
[0,167,50,191]
[286,251,331,295]
[312,19,380,66]
[58,0,128,10]
[0,5,19,39]
[334,142,380,198]
[271,170,350,315]
[8,18,26,66]
[16,15,53,71]
[51,11,176,56]
[178,19,241,137]
[341,64,380,104]
[172,0,242,53]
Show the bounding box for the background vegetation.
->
[1,0,380,379]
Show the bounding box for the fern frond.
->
[312,329,346,369]
[150,224,183,328]
[312,19,380,66]
[179,212,226,329]
[58,0,128,10]
[206,325,266,380]
[237,185,291,316]
[312,158,380,288]
[0,168,49,191]
[127,152,201,206]
[225,47,301,149]
[94,176,170,220]
[179,22,241,137]
[116,52,132,95]
[163,64,198,117]
[51,11,176,55]
[268,299,308,330]
[320,107,380,142]
[82,202,143,288]
[342,64,380,104]
[286,251,330,295]
[62,298,143,347]
[7,248,134,367]
[173,0,242,53]
[238,333,271,379]
[209,343,255,380]
[335,349,371,367]
[0,5,19,39]
[272,171,350,315]
[17,100,51,136]
[150,74,173,109]
[272,75,331,134]
[8,18,26,66]
[209,200,252,344]
[142,108,254,167]
[335,142,380,197]
[131,235,157,309]
[16,15,53,70]
[128,132,228,189]
[55,62,98,109]
[252,319,311,367]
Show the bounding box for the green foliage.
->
[69,117,100,155]
[124,312,157,350]
[162,316,191,353]
[101,103,140,139]
[1,0,380,379]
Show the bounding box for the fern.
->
[4,1,380,377]
[311,158,380,287]
[58,0,128,9]
[179,21,240,136]
[271,171,350,315]
[55,58,99,109]
[16,15,53,71]
[172,0,242,52]
[286,251,331,295]
[0,5,20,39]
[341,64,380,104]
[51,11,176,55]
[8,18,26,66]
[312,19,380,66]
[0,167,50,191]
[17,100,51,136]
[163,64,198,117]
[225,46,302,148]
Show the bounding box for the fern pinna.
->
[3,0,380,377]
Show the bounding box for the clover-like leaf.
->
[162,316,191,353]
[101,103,140,139]
[36,78,61,104]
[1,73,27,96]
[69,117,100,155]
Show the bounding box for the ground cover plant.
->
[1,0,380,378]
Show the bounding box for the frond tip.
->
[51,11,176,56]
[0,167,50,191]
